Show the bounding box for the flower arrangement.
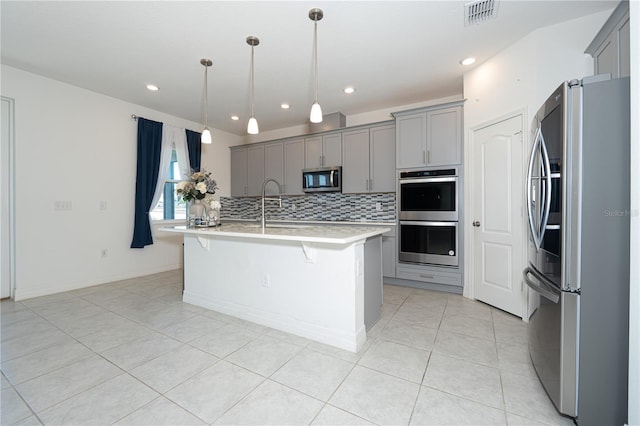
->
[205,196,221,210]
[176,169,218,203]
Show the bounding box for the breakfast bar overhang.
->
[160,224,389,352]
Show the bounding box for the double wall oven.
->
[398,168,459,267]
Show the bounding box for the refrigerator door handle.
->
[539,129,553,242]
[526,127,553,251]
[523,267,560,303]
[526,136,536,243]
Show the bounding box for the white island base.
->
[166,224,387,353]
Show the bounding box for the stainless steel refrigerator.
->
[524,75,629,425]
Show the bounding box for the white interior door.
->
[1,97,14,299]
[472,114,524,317]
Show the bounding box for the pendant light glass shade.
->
[201,128,212,144]
[309,8,324,124]
[246,36,260,135]
[247,116,259,134]
[200,58,213,144]
[310,102,323,123]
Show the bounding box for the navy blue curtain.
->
[185,129,202,172]
[130,118,163,248]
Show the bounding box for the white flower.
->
[196,182,207,193]
[176,181,187,191]
[209,200,221,210]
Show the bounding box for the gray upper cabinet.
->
[370,125,396,192]
[426,106,461,166]
[305,133,342,168]
[342,129,370,193]
[231,123,393,197]
[586,1,630,79]
[230,147,248,196]
[395,103,462,168]
[246,145,265,196]
[343,125,396,193]
[283,138,305,195]
[264,142,284,196]
[396,112,426,169]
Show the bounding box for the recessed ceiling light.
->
[460,57,476,66]
[146,84,159,91]
[343,86,355,94]
[280,103,290,109]
[231,115,239,121]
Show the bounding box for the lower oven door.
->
[399,221,458,267]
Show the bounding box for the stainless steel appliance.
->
[302,166,341,193]
[524,75,629,425]
[399,168,458,221]
[399,220,458,267]
[399,168,459,267]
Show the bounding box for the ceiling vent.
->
[465,0,499,26]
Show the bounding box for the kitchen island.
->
[160,223,389,352]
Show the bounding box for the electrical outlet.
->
[100,249,108,258]
[375,202,382,211]
[261,273,270,288]
[291,203,296,212]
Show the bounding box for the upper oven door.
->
[399,176,458,221]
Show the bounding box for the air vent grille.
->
[465,0,498,26]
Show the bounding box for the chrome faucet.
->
[260,178,283,230]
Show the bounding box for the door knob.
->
[473,221,480,227]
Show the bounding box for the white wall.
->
[0,65,241,300]
[463,10,611,131]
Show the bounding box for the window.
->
[150,149,187,221]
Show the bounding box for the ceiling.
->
[1,1,616,135]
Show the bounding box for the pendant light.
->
[246,36,260,135]
[309,8,323,123]
[200,58,213,144]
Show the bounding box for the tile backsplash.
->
[221,192,396,223]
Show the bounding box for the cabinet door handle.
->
[419,274,434,279]
[423,150,426,164]
[369,179,373,191]
[365,179,369,191]
[427,149,431,164]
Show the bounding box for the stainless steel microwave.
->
[302,167,342,193]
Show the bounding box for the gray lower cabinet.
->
[283,138,305,195]
[395,263,462,288]
[305,133,342,168]
[342,124,395,193]
[585,1,629,79]
[381,226,396,278]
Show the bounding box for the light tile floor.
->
[1,270,575,425]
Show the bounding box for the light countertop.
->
[159,222,390,244]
